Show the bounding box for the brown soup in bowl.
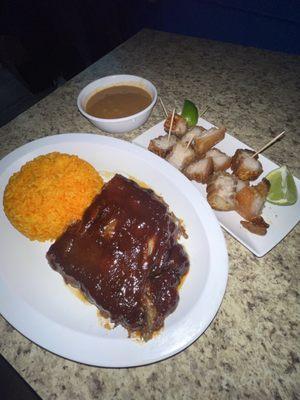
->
[85,85,152,119]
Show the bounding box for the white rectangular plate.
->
[133,119,300,257]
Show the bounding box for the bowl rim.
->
[77,74,158,123]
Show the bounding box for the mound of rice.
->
[3,152,103,241]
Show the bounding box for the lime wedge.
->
[266,166,298,205]
[181,100,198,127]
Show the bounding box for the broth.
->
[85,85,152,119]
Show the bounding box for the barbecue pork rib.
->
[47,174,189,340]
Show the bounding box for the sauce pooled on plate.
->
[85,85,152,119]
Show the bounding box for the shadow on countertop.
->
[1,355,42,400]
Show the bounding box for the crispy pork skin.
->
[148,135,178,158]
[240,217,269,235]
[193,127,226,156]
[183,157,214,183]
[205,148,232,172]
[206,172,237,211]
[47,174,189,340]
[181,126,206,146]
[164,113,188,136]
[235,178,270,220]
[231,149,263,181]
[166,142,196,170]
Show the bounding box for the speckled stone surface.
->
[0,29,299,400]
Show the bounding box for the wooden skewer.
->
[167,108,176,143]
[251,130,286,158]
[185,105,208,151]
[159,97,168,117]
[199,105,209,118]
[185,133,195,151]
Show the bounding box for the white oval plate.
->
[0,134,228,367]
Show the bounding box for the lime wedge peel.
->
[181,100,199,127]
[266,166,298,206]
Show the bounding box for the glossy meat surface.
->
[47,174,189,340]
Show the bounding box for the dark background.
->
[0,0,299,93]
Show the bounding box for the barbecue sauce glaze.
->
[47,174,189,339]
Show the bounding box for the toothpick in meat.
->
[184,106,208,151]
[183,126,205,151]
[148,134,178,158]
[166,141,196,171]
[159,97,168,117]
[199,105,209,118]
[182,126,205,145]
[167,108,176,143]
[185,133,196,151]
[251,130,285,158]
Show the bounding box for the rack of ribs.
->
[47,174,189,340]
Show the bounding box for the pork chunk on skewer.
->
[183,157,214,183]
[231,149,254,170]
[236,178,249,193]
[148,135,178,158]
[207,173,270,235]
[240,217,270,236]
[181,126,206,146]
[166,142,196,170]
[235,178,270,221]
[205,148,232,172]
[193,127,226,156]
[206,172,237,211]
[164,113,188,137]
[231,149,263,181]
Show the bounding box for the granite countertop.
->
[0,29,299,400]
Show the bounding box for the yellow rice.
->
[3,152,103,241]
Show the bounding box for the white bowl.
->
[77,74,157,134]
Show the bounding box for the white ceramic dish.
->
[0,134,228,367]
[133,119,300,257]
[77,75,157,134]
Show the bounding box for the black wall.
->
[147,0,300,54]
[0,0,299,92]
